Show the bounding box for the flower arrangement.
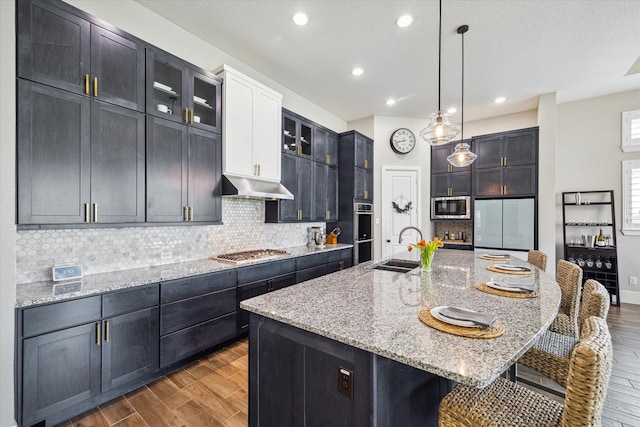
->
[407,237,444,272]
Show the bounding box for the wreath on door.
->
[392,195,413,214]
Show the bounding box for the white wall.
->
[65,0,347,133]
[557,89,640,304]
[0,0,17,425]
[463,110,538,138]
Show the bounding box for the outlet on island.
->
[161,251,173,260]
[338,367,353,398]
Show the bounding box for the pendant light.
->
[447,25,477,167]
[420,0,460,146]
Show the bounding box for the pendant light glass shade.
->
[421,110,460,146]
[447,142,477,167]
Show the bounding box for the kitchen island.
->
[241,249,561,427]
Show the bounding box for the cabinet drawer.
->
[327,248,352,263]
[160,312,237,368]
[328,259,352,274]
[237,259,295,284]
[296,264,329,283]
[102,284,159,318]
[161,269,236,303]
[237,272,296,332]
[22,295,102,338]
[161,287,236,335]
[296,252,328,270]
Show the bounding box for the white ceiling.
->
[135,0,640,123]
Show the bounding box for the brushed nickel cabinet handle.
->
[93,203,97,223]
[105,321,110,343]
[189,206,193,221]
[93,77,98,97]
[184,206,188,222]
[96,323,101,346]
[84,203,90,223]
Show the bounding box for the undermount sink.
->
[370,259,421,273]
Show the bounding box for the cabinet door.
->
[313,163,328,221]
[17,0,90,95]
[327,166,338,221]
[146,48,188,124]
[279,154,298,221]
[355,133,373,169]
[283,112,297,154]
[101,307,159,392]
[188,68,221,134]
[90,101,145,223]
[504,129,537,166]
[450,171,471,196]
[473,134,503,169]
[298,157,313,221]
[146,116,188,222]
[18,80,91,224]
[313,126,327,163]
[90,25,144,111]
[298,119,313,159]
[188,128,222,222]
[222,72,254,177]
[22,323,101,425]
[327,131,339,167]
[356,169,374,201]
[503,165,536,196]
[238,274,296,331]
[430,174,450,197]
[474,168,503,197]
[253,87,282,180]
[430,145,452,174]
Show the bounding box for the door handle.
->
[185,107,189,123]
[85,74,90,94]
[386,239,390,243]
[93,203,98,223]
[84,203,90,223]
[105,321,110,343]
[96,323,101,346]
[93,77,98,97]
[184,206,189,221]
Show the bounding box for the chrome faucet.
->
[398,226,424,244]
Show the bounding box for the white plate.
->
[193,95,207,104]
[153,81,172,91]
[482,253,509,259]
[493,264,531,272]
[486,281,532,293]
[430,306,482,328]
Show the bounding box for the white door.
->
[381,166,421,258]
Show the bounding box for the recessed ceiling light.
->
[396,15,413,28]
[494,97,506,104]
[293,13,308,26]
[447,107,457,114]
[386,99,396,106]
[352,67,364,77]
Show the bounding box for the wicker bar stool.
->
[439,316,612,427]
[527,249,547,271]
[518,279,610,388]
[549,259,583,339]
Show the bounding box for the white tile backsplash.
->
[16,199,324,284]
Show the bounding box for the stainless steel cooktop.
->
[212,249,288,264]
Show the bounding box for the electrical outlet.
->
[161,251,172,260]
[630,276,638,285]
[338,367,353,398]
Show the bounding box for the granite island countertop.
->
[241,249,561,388]
[16,243,353,308]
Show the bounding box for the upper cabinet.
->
[354,132,374,171]
[430,141,472,197]
[18,0,145,111]
[146,48,221,134]
[215,65,282,182]
[313,126,339,166]
[473,127,538,197]
[282,110,313,159]
[338,131,374,203]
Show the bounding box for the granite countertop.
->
[16,243,352,308]
[241,249,561,388]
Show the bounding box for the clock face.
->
[390,128,416,154]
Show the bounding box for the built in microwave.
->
[431,196,471,220]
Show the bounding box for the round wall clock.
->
[390,128,416,154]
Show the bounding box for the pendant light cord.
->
[457,25,469,141]
[437,0,442,111]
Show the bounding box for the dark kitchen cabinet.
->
[265,153,313,222]
[473,128,538,197]
[19,285,159,427]
[237,259,297,333]
[431,172,472,197]
[296,252,329,282]
[354,132,374,171]
[327,248,353,273]
[354,168,374,201]
[313,163,339,221]
[18,80,145,225]
[282,109,313,158]
[313,126,339,166]
[431,142,472,174]
[160,270,237,367]
[146,116,222,223]
[18,0,145,111]
[339,131,374,203]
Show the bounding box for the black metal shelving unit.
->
[562,190,619,305]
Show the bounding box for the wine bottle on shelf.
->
[596,228,606,247]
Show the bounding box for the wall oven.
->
[353,202,373,264]
[431,196,471,220]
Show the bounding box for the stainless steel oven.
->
[431,196,471,220]
[354,202,373,264]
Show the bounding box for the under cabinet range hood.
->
[222,175,294,200]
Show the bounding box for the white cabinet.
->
[215,65,282,181]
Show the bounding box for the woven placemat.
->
[418,307,505,339]
[474,282,539,299]
[477,255,512,261]
[486,265,533,275]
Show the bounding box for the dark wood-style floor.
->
[58,303,640,427]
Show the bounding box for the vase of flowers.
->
[407,237,443,272]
